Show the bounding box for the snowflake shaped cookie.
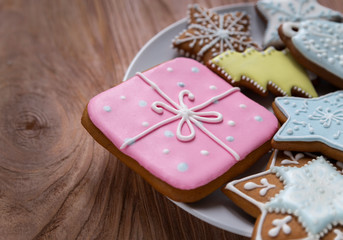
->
[272,91,343,161]
[172,4,259,63]
[224,150,343,240]
[279,20,343,89]
[208,47,318,97]
[256,0,343,48]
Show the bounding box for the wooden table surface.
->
[1,0,342,239]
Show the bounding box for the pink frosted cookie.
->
[81,58,278,202]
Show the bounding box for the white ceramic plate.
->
[122,3,336,237]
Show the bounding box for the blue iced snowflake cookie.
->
[172,4,259,63]
[272,91,343,161]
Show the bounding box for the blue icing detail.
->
[139,100,147,107]
[291,20,343,79]
[266,157,343,236]
[103,105,111,112]
[254,116,263,122]
[273,91,343,151]
[177,82,185,87]
[226,136,234,142]
[177,162,189,172]
[164,130,174,138]
[191,67,199,73]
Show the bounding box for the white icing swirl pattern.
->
[173,4,256,59]
[120,72,241,161]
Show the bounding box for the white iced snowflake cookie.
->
[172,4,259,63]
[224,150,343,240]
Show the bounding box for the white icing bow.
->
[120,72,241,161]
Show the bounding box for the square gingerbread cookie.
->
[82,58,278,202]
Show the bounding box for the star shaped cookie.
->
[279,20,343,89]
[172,4,259,63]
[256,0,343,48]
[208,47,318,97]
[224,150,343,240]
[272,91,343,161]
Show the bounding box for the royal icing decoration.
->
[121,72,241,160]
[281,20,343,86]
[273,91,343,158]
[280,151,304,165]
[209,47,318,97]
[334,229,343,240]
[172,4,258,63]
[87,58,278,190]
[256,0,343,47]
[225,150,343,239]
[268,215,292,237]
[244,178,275,196]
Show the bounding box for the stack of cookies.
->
[81,1,343,239]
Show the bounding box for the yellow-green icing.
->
[210,47,318,97]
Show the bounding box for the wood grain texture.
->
[0,0,341,239]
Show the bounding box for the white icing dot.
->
[201,150,209,156]
[167,67,173,72]
[164,130,174,138]
[254,116,263,122]
[142,121,149,127]
[239,104,247,108]
[120,95,126,100]
[163,149,170,154]
[191,67,199,73]
[103,106,111,112]
[177,82,185,87]
[287,129,293,135]
[177,162,189,172]
[226,136,234,142]
[139,100,147,107]
[227,120,236,126]
[209,85,217,90]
